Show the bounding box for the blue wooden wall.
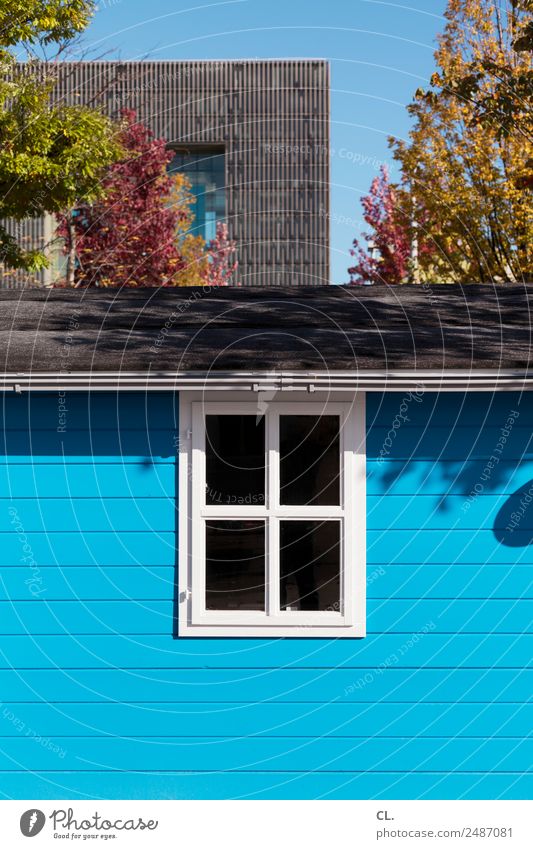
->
[0,391,531,800]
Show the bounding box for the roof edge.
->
[2,369,533,393]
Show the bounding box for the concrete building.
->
[2,60,330,287]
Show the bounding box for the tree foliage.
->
[56,110,187,286]
[0,0,96,49]
[56,110,238,287]
[348,166,435,284]
[169,175,210,286]
[390,0,533,283]
[206,222,238,287]
[420,0,532,143]
[0,0,121,272]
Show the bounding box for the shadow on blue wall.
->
[493,482,533,547]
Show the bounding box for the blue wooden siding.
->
[0,391,531,800]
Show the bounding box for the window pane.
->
[280,520,340,612]
[280,415,340,506]
[206,520,265,611]
[168,148,225,241]
[206,415,265,506]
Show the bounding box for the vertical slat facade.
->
[2,60,330,287]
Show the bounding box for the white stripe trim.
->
[1,369,532,392]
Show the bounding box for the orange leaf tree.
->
[391,0,532,283]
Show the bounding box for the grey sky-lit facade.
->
[3,60,330,287]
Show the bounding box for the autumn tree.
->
[391,0,533,283]
[169,174,209,286]
[165,172,237,286]
[57,110,238,287]
[425,0,532,144]
[56,110,190,286]
[348,166,435,284]
[0,1,121,273]
[206,222,238,286]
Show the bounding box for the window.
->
[168,147,226,242]
[178,394,366,637]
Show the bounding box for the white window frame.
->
[178,391,366,637]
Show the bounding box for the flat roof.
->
[0,285,531,375]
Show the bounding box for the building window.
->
[168,147,225,242]
[179,394,366,637]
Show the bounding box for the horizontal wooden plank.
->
[0,429,176,458]
[0,500,175,533]
[367,460,533,496]
[1,701,531,739]
[1,564,531,601]
[368,530,533,565]
[0,567,175,600]
[0,668,529,702]
[0,464,175,498]
[0,735,531,773]
[0,600,173,634]
[0,633,531,669]
[0,533,175,567]
[0,599,530,635]
[4,767,533,800]
[366,565,533,599]
[367,426,533,461]
[0,769,531,800]
[0,392,178,431]
[368,495,533,531]
[0,455,173,464]
[367,393,528,429]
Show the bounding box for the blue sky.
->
[83,0,447,283]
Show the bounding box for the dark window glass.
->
[280,520,341,612]
[206,415,265,506]
[280,415,340,506]
[206,520,265,611]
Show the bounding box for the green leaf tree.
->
[0,1,122,273]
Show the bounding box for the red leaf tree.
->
[348,166,420,285]
[206,222,238,287]
[56,110,187,287]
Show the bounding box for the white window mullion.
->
[268,517,280,617]
[267,409,280,616]
[351,395,366,634]
[191,404,207,622]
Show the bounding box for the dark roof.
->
[0,285,532,373]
